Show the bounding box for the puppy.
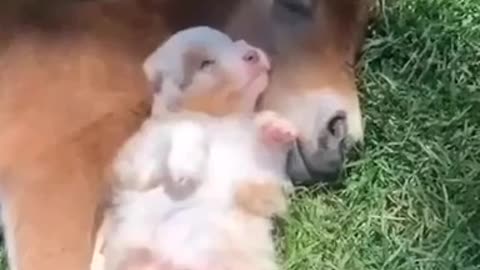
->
[102,26,297,270]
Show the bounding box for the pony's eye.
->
[200,59,215,70]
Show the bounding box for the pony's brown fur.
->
[0,1,371,270]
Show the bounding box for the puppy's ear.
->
[148,73,184,115]
[143,48,188,113]
[150,72,163,94]
[160,77,183,112]
[142,51,159,86]
[143,52,165,92]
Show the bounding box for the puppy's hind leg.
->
[234,180,288,218]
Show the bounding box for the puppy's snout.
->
[242,50,260,64]
[235,40,271,70]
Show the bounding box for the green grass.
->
[0,248,7,270]
[1,0,479,269]
[280,0,480,269]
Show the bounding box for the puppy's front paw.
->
[255,111,299,146]
[167,149,205,186]
[168,122,208,186]
[168,161,199,186]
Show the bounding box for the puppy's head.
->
[143,26,271,116]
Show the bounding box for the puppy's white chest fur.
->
[199,117,289,201]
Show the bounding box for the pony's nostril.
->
[286,140,344,185]
[286,111,349,185]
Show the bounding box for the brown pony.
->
[0,0,371,270]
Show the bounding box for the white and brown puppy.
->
[101,26,297,270]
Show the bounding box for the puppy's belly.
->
[112,190,229,266]
[148,207,275,270]
[152,207,228,266]
[112,189,276,270]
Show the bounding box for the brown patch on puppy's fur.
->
[180,86,245,117]
[235,181,287,218]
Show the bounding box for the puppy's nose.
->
[242,50,260,64]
